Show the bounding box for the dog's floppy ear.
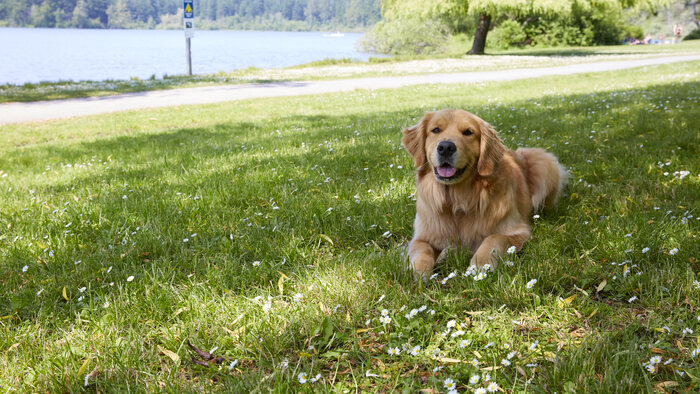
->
[402,112,432,168]
[477,119,505,177]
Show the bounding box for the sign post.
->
[183,0,194,75]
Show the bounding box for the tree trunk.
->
[468,13,491,55]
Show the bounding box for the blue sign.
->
[184,1,194,19]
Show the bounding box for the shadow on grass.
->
[1,78,698,322]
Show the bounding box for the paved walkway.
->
[2,55,699,125]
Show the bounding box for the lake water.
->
[1,28,372,85]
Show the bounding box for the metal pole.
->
[186,37,192,76]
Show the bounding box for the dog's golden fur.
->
[402,109,568,279]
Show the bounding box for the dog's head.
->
[402,109,505,184]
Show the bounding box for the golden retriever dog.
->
[402,109,568,279]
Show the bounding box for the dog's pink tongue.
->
[437,165,456,178]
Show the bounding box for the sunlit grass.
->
[0,61,698,392]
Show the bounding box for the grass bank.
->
[2,40,700,103]
[0,61,698,392]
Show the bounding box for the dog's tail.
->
[515,148,568,211]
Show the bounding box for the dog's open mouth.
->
[434,164,467,181]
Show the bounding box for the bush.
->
[624,25,644,40]
[685,28,700,40]
[527,20,594,47]
[489,19,527,49]
[358,17,449,55]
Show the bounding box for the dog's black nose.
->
[437,141,456,157]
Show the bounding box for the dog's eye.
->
[431,127,441,134]
[462,129,474,136]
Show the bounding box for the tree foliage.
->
[365,0,669,54]
[0,0,380,30]
[467,0,668,53]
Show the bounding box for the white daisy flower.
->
[642,247,650,253]
[381,309,389,316]
[459,339,471,348]
[252,260,261,267]
[475,389,487,394]
[443,378,456,390]
[486,382,499,392]
[380,316,392,325]
[683,328,694,335]
[22,265,28,272]
[507,246,516,254]
[469,374,480,384]
[293,293,303,302]
[482,372,491,382]
[387,347,400,356]
[298,372,308,384]
[126,276,134,282]
[447,320,457,328]
[450,330,465,338]
[529,341,539,351]
[649,356,662,365]
[228,359,238,370]
[501,358,511,366]
[410,345,421,356]
[669,248,678,255]
[526,279,537,289]
[469,358,479,367]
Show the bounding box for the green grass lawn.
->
[2,40,700,104]
[0,61,698,392]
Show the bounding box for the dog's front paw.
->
[469,248,498,271]
[409,255,436,281]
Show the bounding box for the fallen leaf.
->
[187,340,227,366]
[655,381,679,389]
[587,308,598,319]
[158,345,180,363]
[597,279,607,292]
[277,271,289,295]
[435,357,462,364]
[77,358,90,380]
[318,234,334,245]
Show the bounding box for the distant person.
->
[674,24,683,43]
[643,34,652,44]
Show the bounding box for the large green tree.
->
[467,0,668,54]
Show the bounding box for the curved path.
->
[2,55,699,125]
